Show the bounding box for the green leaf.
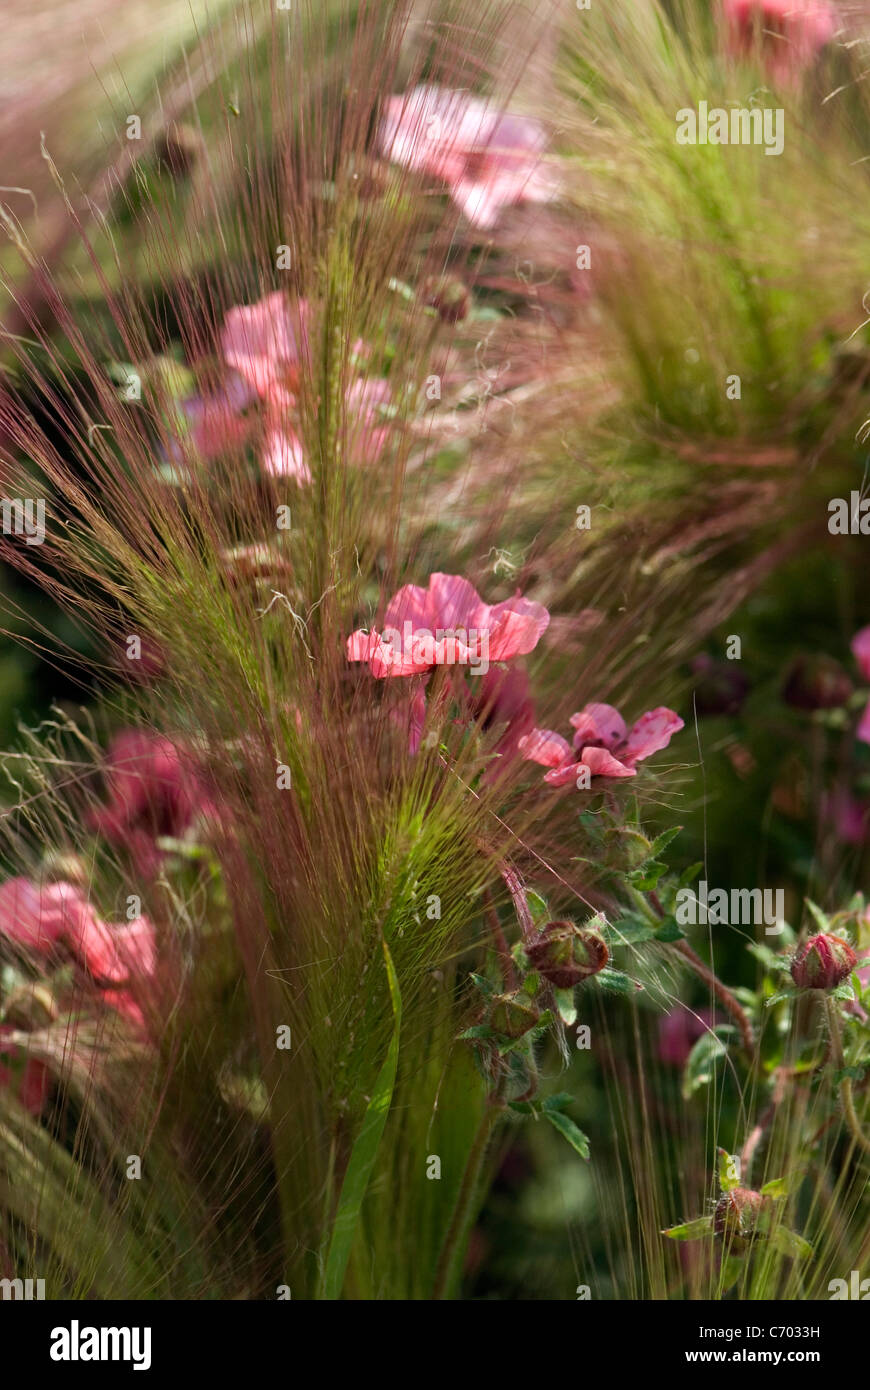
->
[521,972,541,998]
[768,1226,812,1260]
[544,1109,590,1160]
[760,1170,803,1199]
[458,1024,495,1042]
[833,1065,866,1085]
[677,861,704,889]
[764,989,795,1009]
[718,1148,741,1192]
[593,968,639,995]
[318,937,402,1299]
[553,987,577,1025]
[653,917,685,943]
[542,1092,576,1113]
[681,1029,729,1100]
[469,972,495,997]
[648,825,683,859]
[525,890,550,925]
[662,1216,714,1241]
[608,917,656,945]
[720,1255,745,1291]
[628,860,666,890]
[805,899,830,934]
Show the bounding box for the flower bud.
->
[526,920,609,989]
[713,1188,767,1253]
[423,275,470,324]
[782,654,852,711]
[3,983,58,1031]
[790,932,857,990]
[690,654,749,717]
[489,992,540,1040]
[155,123,204,177]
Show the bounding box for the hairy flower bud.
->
[790,932,857,990]
[781,654,852,711]
[423,275,470,324]
[3,983,58,1030]
[713,1187,767,1253]
[489,992,540,1040]
[525,919,609,989]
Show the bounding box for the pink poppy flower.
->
[520,701,683,785]
[379,85,556,229]
[89,730,208,875]
[657,1006,716,1068]
[347,572,550,678]
[221,292,309,406]
[851,626,870,745]
[722,0,836,83]
[0,877,92,954]
[346,377,392,463]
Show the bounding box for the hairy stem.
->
[825,998,870,1158]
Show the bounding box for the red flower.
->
[347,572,549,678]
[520,701,683,785]
[380,85,557,228]
[722,0,836,84]
[89,731,208,875]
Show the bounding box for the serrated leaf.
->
[681,1029,728,1100]
[760,1170,803,1199]
[662,1216,714,1241]
[544,1109,590,1160]
[608,917,656,945]
[521,971,541,998]
[458,1024,495,1042]
[764,989,794,1009]
[653,917,685,943]
[648,825,682,858]
[542,1092,576,1113]
[629,860,667,890]
[718,1148,742,1192]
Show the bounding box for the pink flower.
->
[345,377,392,463]
[722,0,836,83]
[0,877,92,953]
[658,1006,716,1068]
[89,731,208,875]
[851,626,870,745]
[379,85,556,229]
[347,572,550,678]
[221,292,308,406]
[520,701,684,785]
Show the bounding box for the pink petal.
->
[0,877,89,953]
[518,728,574,768]
[429,573,484,632]
[485,595,550,661]
[852,626,870,683]
[621,707,684,765]
[221,292,306,398]
[569,703,627,750]
[263,423,310,481]
[579,745,637,779]
[857,696,870,746]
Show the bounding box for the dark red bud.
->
[782,654,853,711]
[423,275,470,324]
[526,919,609,989]
[790,933,857,990]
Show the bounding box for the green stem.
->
[431,1093,504,1300]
